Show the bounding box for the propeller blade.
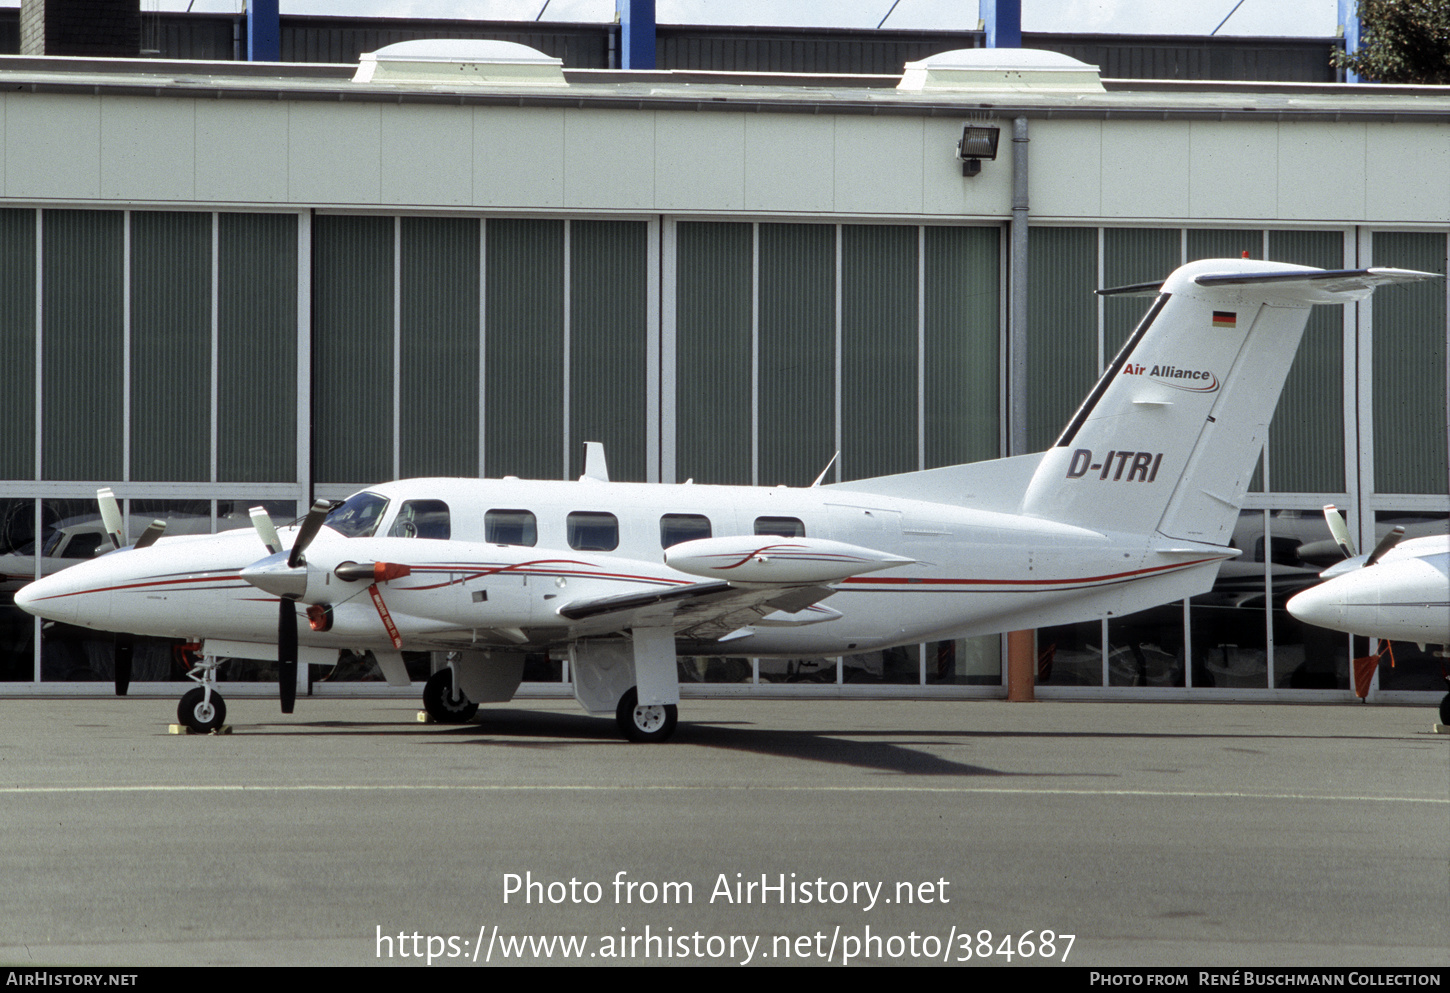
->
[97,487,124,549]
[132,520,166,550]
[114,635,133,696]
[278,597,298,714]
[287,500,332,569]
[250,506,281,555]
[1322,504,1356,559]
[1364,526,1405,567]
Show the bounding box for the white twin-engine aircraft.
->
[1287,510,1450,723]
[15,259,1437,741]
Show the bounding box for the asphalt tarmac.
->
[0,696,1445,968]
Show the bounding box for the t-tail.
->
[1019,259,1438,543]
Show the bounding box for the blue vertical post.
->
[616,0,656,70]
[1337,0,1361,83]
[247,0,280,63]
[981,0,1021,49]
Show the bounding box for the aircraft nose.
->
[13,573,82,624]
[1286,580,1347,631]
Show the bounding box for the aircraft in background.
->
[1287,507,1449,723]
[15,259,1438,741]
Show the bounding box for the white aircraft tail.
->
[1019,259,1437,543]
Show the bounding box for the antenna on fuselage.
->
[810,452,840,487]
[580,441,610,482]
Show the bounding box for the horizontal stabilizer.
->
[1192,267,1439,302]
[1099,267,1438,301]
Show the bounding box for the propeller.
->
[97,488,124,549]
[1317,505,1405,580]
[241,500,332,714]
[242,502,415,708]
[95,488,166,693]
[114,635,133,696]
[1323,504,1355,560]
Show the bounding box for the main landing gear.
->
[176,654,227,733]
[616,687,677,743]
[422,668,478,723]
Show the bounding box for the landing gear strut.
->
[177,655,226,733]
[422,667,478,723]
[615,687,677,743]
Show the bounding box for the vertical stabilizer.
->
[1020,259,1438,544]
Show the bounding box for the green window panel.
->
[675,221,752,485]
[484,219,565,481]
[130,212,211,482]
[0,210,35,480]
[1186,228,1260,263]
[1102,228,1179,356]
[842,225,918,480]
[217,213,297,483]
[1372,232,1448,495]
[313,215,394,485]
[42,210,123,481]
[758,223,835,487]
[400,217,480,479]
[1265,230,1345,493]
[569,220,649,482]
[924,225,999,468]
[1026,226,1097,452]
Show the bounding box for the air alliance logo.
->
[1120,362,1220,393]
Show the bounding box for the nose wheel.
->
[177,686,226,733]
[176,653,227,733]
[615,687,677,743]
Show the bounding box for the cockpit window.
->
[387,500,451,540]
[324,492,389,538]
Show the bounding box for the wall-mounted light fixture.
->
[956,124,1000,177]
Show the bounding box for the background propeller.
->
[1318,505,1404,580]
[95,488,164,693]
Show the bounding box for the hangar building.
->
[0,24,1445,704]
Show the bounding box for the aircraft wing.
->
[557,581,837,641]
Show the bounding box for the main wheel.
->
[1439,691,1449,726]
[177,687,226,733]
[422,668,478,723]
[615,687,678,743]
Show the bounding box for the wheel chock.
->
[1434,723,1449,735]
[417,711,435,723]
[168,723,232,735]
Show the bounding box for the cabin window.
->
[485,509,537,547]
[387,499,451,539]
[325,491,389,538]
[568,511,619,551]
[754,516,805,537]
[660,513,711,548]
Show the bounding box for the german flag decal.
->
[1211,310,1237,328]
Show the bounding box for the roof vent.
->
[898,48,1104,93]
[353,39,567,87]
